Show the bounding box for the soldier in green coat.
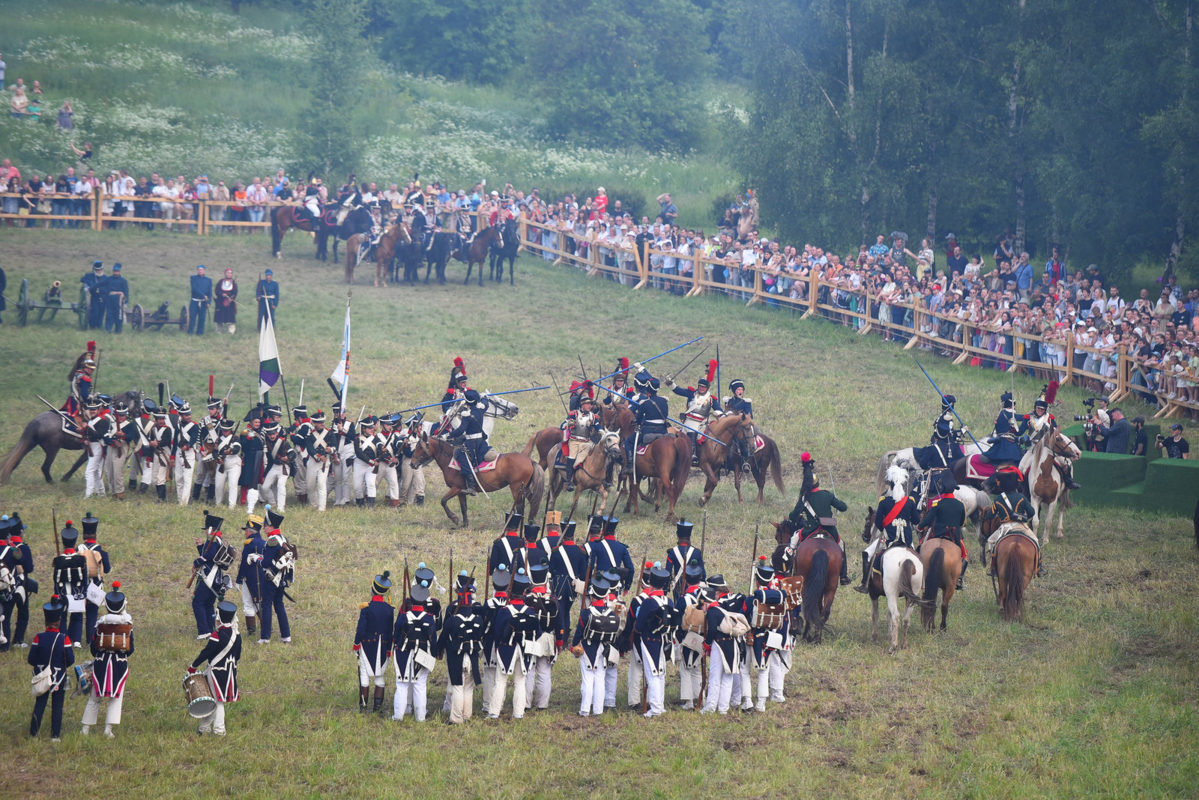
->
[787,453,851,585]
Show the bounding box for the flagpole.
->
[341,291,351,408]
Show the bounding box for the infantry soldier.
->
[302,409,334,511]
[131,399,157,494]
[211,419,242,508]
[236,514,265,635]
[856,469,921,594]
[676,571,709,710]
[375,415,403,507]
[330,404,356,506]
[238,414,265,513]
[621,559,652,710]
[29,595,74,741]
[549,517,587,644]
[634,563,675,717]
[5,514,36,647]
[983,465,1042,576]
[257,507,293,644]
[354,570,394,713]
[287,405,311,506]
[260,420,291,512]
[397,414,427,507]
[148,407,174,502]
[522,561,558,711]
[488,568,537,719]
[919,471,969,589]
[588,516,636,590]
[787,453,851,585]
[173,401,200,505]
[664,360,722,456]
[436,571,485,724]
[700,575,744,715]
[188,265,212,336]
[742,557,787,712]
[102,401,136,500]
[192,512,230,638]
[78,513,110,643]
[81,581,132,738]
[187,600,242,736]
[82,396,109,499]
[479,564,510,716]
[488,512,525,576]
[53,521,88,644]
[392,577,438,722]
[571,578,620,717]
[352,416,380,507]
[666,519,705,600]
[0,518,17,650]
[195,397,225,503]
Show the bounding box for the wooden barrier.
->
[0,189,291,233]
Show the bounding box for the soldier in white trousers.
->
[330,405,356,506]
[259,421,291,512]
[102,403,135,501]
[351,417,379,507]
[83,398,107,499]
[210,419,242,508]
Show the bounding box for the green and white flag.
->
[258,304,281,400]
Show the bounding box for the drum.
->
[213,540,236,571]
[95,621,132,652]
[183,673,216,718]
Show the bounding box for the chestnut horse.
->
[459,224,504,286]
[522,426,564,469]
[772,518,841,644]
[345,222,412,287]
[409,432,544,528]
[545,430,623,518]
[622,430,691,521]
[918,538,961,632]
[522,403,633,469]
[695,413,784,505]
[993,532,1037,621]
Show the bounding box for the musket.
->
[92,345,101,395]
[222,383,234,417]
[700,511,707,560]
[588,337,704,385]
[914,357,982,450]
[589,381,728,446]
[715,344,721,400]
[298,378,305,409]
[667,343,710,383]
[402,557,410,614]
[52,509,61,557]
[750,526,759,593]
[36,395,76,426]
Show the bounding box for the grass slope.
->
[0,231,1196,798]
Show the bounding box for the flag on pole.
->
[258,304,281,400]
[330,298,351,405]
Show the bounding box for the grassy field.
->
[0,229,1196,798]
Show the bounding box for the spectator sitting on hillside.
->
[71,141,93,163]
[9,86,28,117]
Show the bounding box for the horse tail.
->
[669,434,691,500]
[521,431,539,458]
[898,559,921,604]
[802,549,828,633]
[1002,549,1025,621]
[769,439,784,493]
[526,463,545,522]
[921,547,944,631]
[0,423,36,485]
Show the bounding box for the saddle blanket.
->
[990,523,1040,551]
[753,435,765,453]
[966,454,998,482]
[635,444,650,456]
[448,457,497,473]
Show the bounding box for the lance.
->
[298,378,305,408]
[36,395,76,425]
[715,344,721,398]
[391,385,549,416]
[913,357,982,450]
[667,343,710,383]
[589,381,727,446]
[588,337,704,385]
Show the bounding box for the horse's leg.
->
[459,492,469,528]
[463,260,472,285]
[733,459,744,504]
[940,592,950,631]
[440,489,462,526]
[508,255,515,285]
[698,462,718,506]
[1054,496,1065,539]
[870,596,879,643]
[61,450,88,481]
[887,592,901,654]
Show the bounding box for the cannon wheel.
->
[178,305,189,332]
[17,279,29,326]
[129,303,145,331]
[77,286,89,330]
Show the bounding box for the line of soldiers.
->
[353,510,801,722]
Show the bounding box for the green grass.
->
[0,229,1196,797]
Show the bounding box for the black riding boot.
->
[565,458,576,492]
[206,484,216,502]
[1064,463,1081,490]
[191,483,203,501]
[156,485,167,502]
[365,497,375,508]
[128,477,137,492]
[839,550,851,585]
[956,559,968,590]
[853,553,871,593]
[373,687,385,713]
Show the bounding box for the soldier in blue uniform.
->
[192,512,229,638]
[257,507,292,644]
[571,578,619,717]
[634,564,675,717]
[983,466,1043,576]
[916,418,964,471]
[675,571,709,709]
[53,521,88,645]
[188,600,242,736]
[488,568,537,719]
[626,369,670,471]
[436,572,485,724]
[238,416,265,512]
[255,268,280,331]
[354,570,394,713]
[699,575,743,715]
[5,514,36,646]
[81,581,133,738]
[103,263,129,333]
[722,379,755,466]
[588,516,635,590]
[0,518,17,650]
[980,391,1027,464]
[744,558,789,712]
[78,513,110,643]
[787,453,851,585]
[549,518,588,643]
[81,261,106,329]
[489,511,524,575]
[188,265,212,335]
[392,578,438,721]
[479,564,510,717]
[235,515,264,635]
[665,519,705,600]
[522,561,558,710]
[454,389,490,493]
[29,595,74,740]
[919,472,969,589]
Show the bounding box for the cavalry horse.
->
[772,518,842,644]
[489,218,521,284]
[345,221,411,287]
[622,430,691,522]
[0,390,142,484]
[993,530,1037,621]
[919,535,962,632]
[861,507,928,654]
[459,224,504,286]
[408,432,544,528]
[695,413,784,505]
[1019,422,1081,543]
[524,403,633,471]
[545,430,623,519]
[271,204,373,261]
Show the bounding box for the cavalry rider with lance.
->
[560,391,600,492]
[1025,383,1081,489]
[918,471,969,589]
[722,379,754,467]
[454,389,491,494]
[979,391,1027,466]
[438,372,469,436]
[856,467,922,593]
[787,453,852,585]
[624,365,670,474]
[603,358,634,407]
[65,343,97,430]
[983,465,1043,577]
[664,359,721,461]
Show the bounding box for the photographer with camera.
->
[1097,407,1130,454]
[1157,423,1190,460]
[1074,396,1110,452]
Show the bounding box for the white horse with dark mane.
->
[1019,422,1081,543]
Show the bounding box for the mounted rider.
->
[855,466,921,593]
[603,358,634,407]
[979,391,1027,465]
[664,359,721,458]
[559,391,599,492]
[452,389,491,494]
[567,379,595,413]
[64,342,98,428]
[624,366,669,472]
[302,175,323,223]
[437,368,470,436]
[1024,382,1080,490]
[918,471,969,589]
[983,465,1043,577]
[786,453,851,585]
[722,379,754,467]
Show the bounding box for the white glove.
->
[247,553,263,564]
[664,378,675,388]
[633,362,644,372]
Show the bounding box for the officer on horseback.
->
[453,389,489,494]
[786,453,851,585]
[559,394,599,492]
[723,379,754,468]
[64,344,97,429]
[302,175,322,222]
[983,465,1042,576]
[1024,386,1080,490]
[664,360,721,459]
[603,358,633,406]
[918,471,969,589]
[855,467,921,593]
[979,391,1027,465]
[624,366,669,472]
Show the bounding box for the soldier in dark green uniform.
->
[787,452,851,585]
[982,465,1041,577]
[918,471,969,589]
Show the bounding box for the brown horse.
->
[522,426,564,469]
[695,414,784,505]
[409,432,544,528]
[600,403,635,442]
[772,518,842,644]
[546,430,623,518]
[919,538,962,632]
[270,205,335,260]
[458,225,504,286]
[622,430,691,521]
[994,532,1036,621]
[345,222,412,287]
[1,390,142,484]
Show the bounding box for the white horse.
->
[1019,423,1081,543]
[481,394,519,438]
[870,545,927,655]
